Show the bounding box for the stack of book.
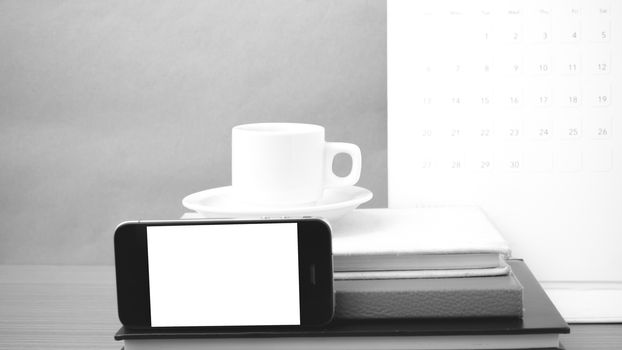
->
[115,207,569,349]
[332,207,522,320]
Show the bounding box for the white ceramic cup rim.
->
[233,123,324,135]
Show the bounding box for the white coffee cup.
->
[232,123,362,206]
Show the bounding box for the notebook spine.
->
[335,282,524,319]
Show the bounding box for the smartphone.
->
[114,218,334,329]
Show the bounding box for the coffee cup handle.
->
[324,142,362,188]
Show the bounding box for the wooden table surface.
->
[0,265,620,350]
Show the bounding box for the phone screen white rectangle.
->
[147,223,300,327]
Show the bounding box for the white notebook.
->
[331,207,511,278]
[182,208,510,279]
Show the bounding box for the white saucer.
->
[182,186,373,222]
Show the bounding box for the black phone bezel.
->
[114,218,334,329]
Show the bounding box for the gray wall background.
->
[0,0,387,264]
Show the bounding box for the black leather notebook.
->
[115,260,569,350]
[335,271,524,319]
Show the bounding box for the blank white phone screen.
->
[147,223,300,327]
